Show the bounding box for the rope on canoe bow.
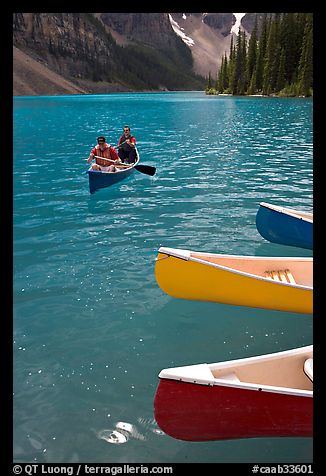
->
[156,255,171,261]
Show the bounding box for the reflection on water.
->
[98,429,129,445]
[98,418,163,444]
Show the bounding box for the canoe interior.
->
[210,348,313,391]
[190,252,313,287]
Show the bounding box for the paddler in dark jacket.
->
[117,126,137,164]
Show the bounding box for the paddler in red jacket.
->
[87,136,121,171]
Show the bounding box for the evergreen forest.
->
[206,13,313,97]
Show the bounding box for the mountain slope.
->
[168,13,236,76]
[13,12,258,96]
[13,12,207,95]
[13,46,88,96]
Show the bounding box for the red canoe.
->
[154,345,313,442]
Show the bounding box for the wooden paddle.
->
[87,155,156,176]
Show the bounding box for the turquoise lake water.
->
[13,91,313,464]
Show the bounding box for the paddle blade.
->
[135,164,156,176]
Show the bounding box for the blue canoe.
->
[86,149,140,194]
[256,202,313,250]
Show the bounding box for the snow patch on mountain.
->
[168,14,195,46]
[231,13,246,34]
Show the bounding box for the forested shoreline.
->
[206,13,313,97]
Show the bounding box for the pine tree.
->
[279,13,296,84]
[276,47,286,92]
[297,14,313,96]
[246,15,258,93]
[217,55,225,92]
[207,71,212,89]
[228,36,237,93]
[234,28,245,94]
[255,13,269,92]
[248,69,257,95]
[241,31,248,93]
[222,53,229,91]
[262,14,281,94]
[206,12,313,97]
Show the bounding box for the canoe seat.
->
[264,269,296,284]
[304,358,313,382]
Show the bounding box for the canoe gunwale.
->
[158,375,313,398]
[157,247,313,291]
[259,202,313,224]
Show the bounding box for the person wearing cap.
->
[87,136,121,171]
[117,126,137,164]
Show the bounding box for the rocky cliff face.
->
[241,13,267,35]
[100,13,177,47]
[13,13,117,82]
[202,13,235,37]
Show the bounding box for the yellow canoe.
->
[155,247,313,314]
